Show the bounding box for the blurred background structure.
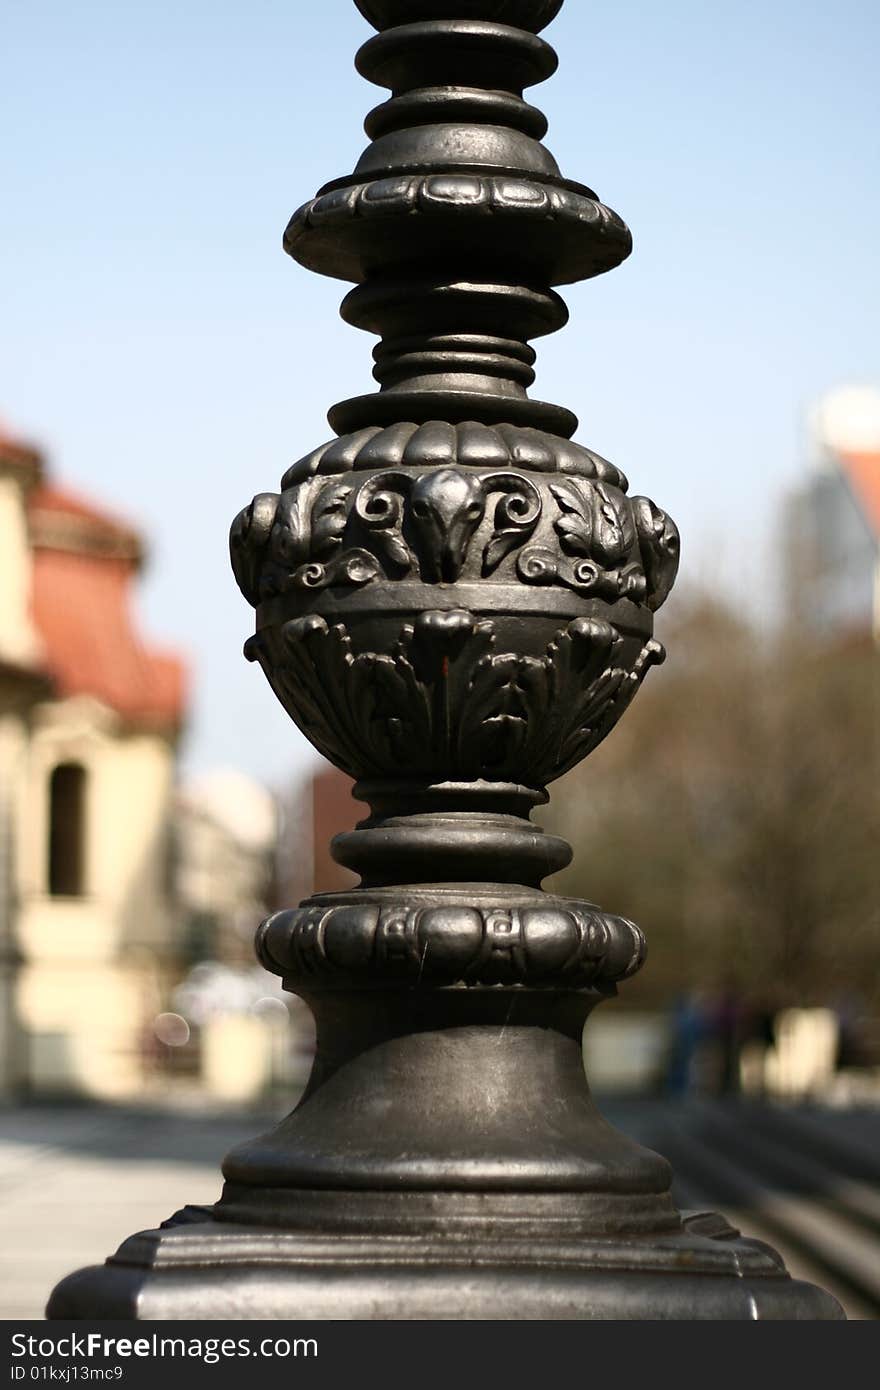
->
[0,420,186,1100]
[545,384,880,1098]
[788,385,880,640]
[0,420,311,1108]
[1,0,877,1324]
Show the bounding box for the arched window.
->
[48,762,87,897]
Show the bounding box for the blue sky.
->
[3,0,878,787]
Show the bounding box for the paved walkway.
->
[0,1103,284,1320]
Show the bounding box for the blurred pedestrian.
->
[666,992,705,1095]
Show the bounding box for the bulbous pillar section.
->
[48,0,843,1320]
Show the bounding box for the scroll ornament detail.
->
[230,466,679,610]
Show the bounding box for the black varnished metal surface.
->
[48,0,843,1320]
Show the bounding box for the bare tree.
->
[544,592,880,1012]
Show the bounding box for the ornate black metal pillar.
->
[49,0,842,1319]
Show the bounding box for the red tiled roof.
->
[28,484,143,562]
[27,489,187,732]
[839,450,880,539]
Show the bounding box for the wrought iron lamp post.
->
[50,0,842,1319]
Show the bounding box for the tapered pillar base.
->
[47,1206,843,1320]
[46,982,844,1321]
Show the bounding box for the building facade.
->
[173,769,279,968]
[0,421,187,1098]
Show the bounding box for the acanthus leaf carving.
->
[310,481,353,559]
[551,633,665,777]
[271,478,321,571]
[459,650,539,774]
[632,497,680,612]
[549,478,635,566]
[276,615,365,775]
[254,611,663,787]
[230,492,279,605]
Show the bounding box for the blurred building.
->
[0,420,187,1098]
[173,769,278,966]
[788,385,880,640]
[312,768,366,895]
[279,765,366,904]
[170,771,318,1102]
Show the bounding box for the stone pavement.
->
[1,1098,877,1320]
[0,1102,285,1320]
